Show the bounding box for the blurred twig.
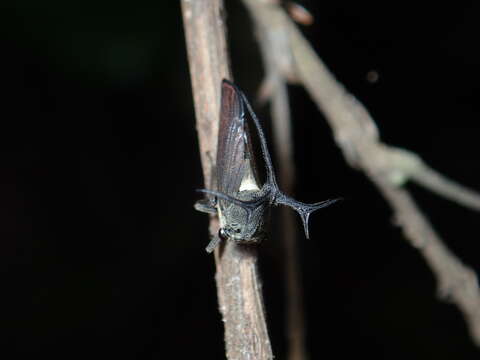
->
[242,0,480,346]
[181,1,273,359]
[254,8,306,360]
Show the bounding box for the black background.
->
[2,1,480,359]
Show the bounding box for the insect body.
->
[195,80,339,252]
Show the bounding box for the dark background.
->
[2,1,480,359]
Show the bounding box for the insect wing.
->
[216,80,254,202]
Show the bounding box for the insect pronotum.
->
[195,79,340,252]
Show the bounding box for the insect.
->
[195,79,340,252]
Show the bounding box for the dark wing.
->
[216,80,251,200]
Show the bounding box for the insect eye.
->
[218,228,228,240]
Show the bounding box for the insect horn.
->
[237,81,342,238]
[275,194,342,239]
[208,80,342,241]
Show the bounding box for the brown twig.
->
[241,0,480,346]
[181,1,273,359]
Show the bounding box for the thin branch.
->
[376,177,480,343]
[271,82,307,360]
[253,8,307,360]
[181,1,273,359]
[411,164,480,211]
[241,0,480,346]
